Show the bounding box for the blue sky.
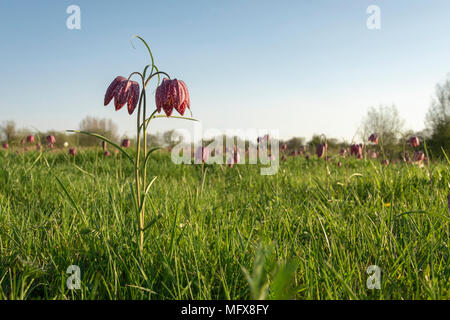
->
[1,0,450,142]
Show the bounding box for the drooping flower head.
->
[104,76,140,115]
[403,152,411,163]
[350,144,363,158]
[46,135,56,145]
[281,144,287,152]
[382,159,389,166]
[155,78,190,117]
[69,148,77,156]
[339,148,347,156]
[26,135,34,143]
[195,146,209,163]
[2,142,9,149]
[228,148,241,168]
[368,133,379,144]
[413,151,425,163]
[316,143,327,158]
[369,150,378,159]
[122,139,131,148]
[102,141,108,151]
[104,151,111,157]
[409,136,420,148]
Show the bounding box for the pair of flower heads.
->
[104,76,190,117]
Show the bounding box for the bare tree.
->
[0,120,17,142]
[425,76,450,157]
[78,116,119,146]
[359,104,405,148]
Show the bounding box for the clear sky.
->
[1,0,450,142]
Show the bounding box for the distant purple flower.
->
[46,135,56,145]
[104,151,111,157]
[409,136,420,148]
[26,135,34,143]
[122,139,131,148]
[316,143,327,158]
[413,151,425,163]
[195,146,209,163]
[69,148,77,156]
[368,133,378,144]
[2,142,8,149]
[350,144,363,158]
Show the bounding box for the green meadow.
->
[0,149,448,299]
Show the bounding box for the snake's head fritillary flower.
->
[228,149,241,168]
[316,143,326,158]
[102,141,108,151]
[21,139,25,145]
[104,151,111,157]
[339,148,347,156]
[69,148,77,156]
[121,139,131,148]
[26,135,34,143]
[2,143,8,149]
[368,133,378,144]
[155,78,190,117]
[337,161,342,167]
[413,151,425,163]
[46,135,56,145]
[104,76,126,106]
[195,146,209,163]
[382,159,389,166]
[127,81,140,115]
[409,136,420,148]
[403,152,411,163]
[350,144,363,158]
[105,76,140,115]
[281,144,287,152]
[369,150,378,159]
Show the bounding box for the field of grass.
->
[0,148,449,299]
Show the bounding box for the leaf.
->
[66,130,133,164]
[53,174,87,225]
[143,147,162,171]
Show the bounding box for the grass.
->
[0,148,448,299]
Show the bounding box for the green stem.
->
[136,88,143,254]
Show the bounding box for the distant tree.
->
[285,137,306,151]
[0,120,17,142]
[78,116,119,146]
[359,104,405,150]
[425,77,450,158]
